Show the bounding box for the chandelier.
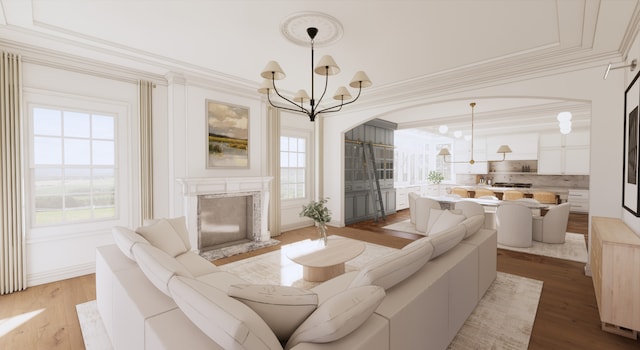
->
[258,27,372,122]
[438,102,512,164]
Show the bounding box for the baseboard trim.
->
[27,262,95,287]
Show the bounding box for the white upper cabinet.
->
[453,138,488,174]
[538,129,590,175]
[487,133,538,160]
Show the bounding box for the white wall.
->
[621,28,640,236]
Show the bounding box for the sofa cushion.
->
[228,284,319,342]
[144,216,191,250]
[112,226,150,260]
[428,224,466,259]
[461,214,484,238]
[168,276,282,350]
[427,209,466,236]
[284,285,385,350]
[136,219,189,257]
[348,238,434,290]
[175,251,220,277]
[132,243,193,296]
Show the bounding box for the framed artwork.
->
[206,100,249,168]
[623,70,640,216]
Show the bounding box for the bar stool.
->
[474,188,496,198]
[532,191,557,204]
[503,190,525,201]
[451,187,470,198]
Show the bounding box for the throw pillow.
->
[136,219,189,257]
[144,216,191,250]
[284,285,385,350]
[428,209,466,236]
[349,238,434,290]
[228,284,319,343]
[168,276,282,350]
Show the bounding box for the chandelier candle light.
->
[258,27,372,122]
[438,102,512,164]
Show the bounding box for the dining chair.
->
[532,202,571,243]
[496,203,532,247]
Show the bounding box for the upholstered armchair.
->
[408,191,420,224]
[455,200,485,218]
[532,202,571,243]
[415,197,442,233]
[496,203,532,247]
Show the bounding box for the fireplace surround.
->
[177,177,274,258]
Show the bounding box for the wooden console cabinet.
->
[591,216,640,339]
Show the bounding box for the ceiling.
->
[1,0,638,136]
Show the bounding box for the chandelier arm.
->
[313,72,331,114]
[269,77,311,114]
[316,83,363,114]
[266,89,311,115]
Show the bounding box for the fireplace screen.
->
[198,194,254,251]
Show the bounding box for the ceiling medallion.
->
[281,11,343,48]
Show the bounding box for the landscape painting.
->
[206,100,249,168]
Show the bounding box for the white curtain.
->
[0,52,25,294]
[139,81,154,222]
[266,106,281,236]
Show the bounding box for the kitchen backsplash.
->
[457,173,589,188]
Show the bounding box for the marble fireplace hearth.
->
[177,176,279,260]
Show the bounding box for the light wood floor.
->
[1,211,638,349]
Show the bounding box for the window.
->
[30,107,116,225]
[280,136,306,200]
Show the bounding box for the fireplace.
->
[177,177,276,258]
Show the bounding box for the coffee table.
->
[286,238,366,282]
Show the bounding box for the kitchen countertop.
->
[449,185,589,195]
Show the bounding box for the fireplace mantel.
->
[177,177,273,252]
[177,177,273,196]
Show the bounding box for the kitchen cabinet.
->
[567,189,589,213]
[591,217,640,339]
[344,119,397,224]
[395,186,420,210]
[453,138,488,174]
[538,129,589,175]
[487,133,538,160]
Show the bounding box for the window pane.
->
[280,152,288,167]
[64,168,91,194]
[34,168,63,196]
[288,138,297,152]
[33,137,62,165]
[64,139,91,164]
[33,108,61,136]
[64,208,92,221]
[93,140,115,165]
[297,153,305,167]
[65,193,91,208]
[35,210,63,225]
[298,139,305,152]
[92,115,114,139]
[64,111,90,137]
[289,153,297,167]
[280,137,289,151]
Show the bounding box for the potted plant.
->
[427,170,444,184]
[300,197,332,245]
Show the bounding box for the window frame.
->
[24,89,134,239]
[279,133,310,201]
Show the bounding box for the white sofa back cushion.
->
[427,208,466,236]
[348,238,434,290]
[112,226,150,260]
[461,215,484,238]
[169,276,283,350]
[284,285,385,350]
[229,284,319,343]
[136,219,189,257]
[132,243,193,296]
[144,216,191,250]
[428,225,466,259]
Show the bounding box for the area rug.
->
[384,219,588,263]
[77,235,543,350]
[498,232,587,263]
[217,235,397,289]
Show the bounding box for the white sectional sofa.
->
[96,203,496,350]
